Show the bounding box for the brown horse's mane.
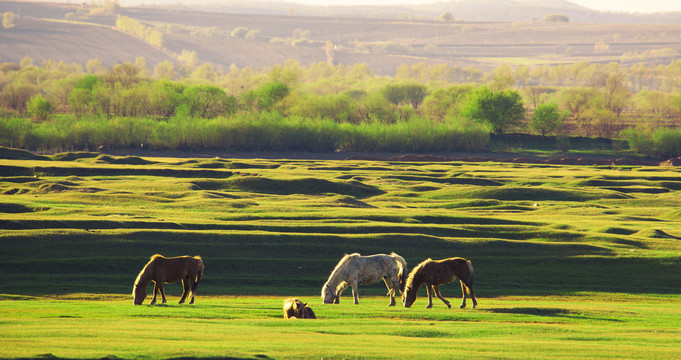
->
[134,254,160,287]
[405,258,432,288]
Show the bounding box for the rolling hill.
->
[1,1,681,74]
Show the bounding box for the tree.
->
[422,85,472,122]
[602,71,631,116]
[153,60,177,80]
[243,81,290,112]
[401,83,428,109]
[27,94,53,121]
[3,11,15,29]
[1,83,38,112]
[86,58,105,74]
[530,103,567,137]
[462,86,526,134]
[183,85,235,118]
[381,84,404,106]
[439,12,453,21]
[524,86,554,109]
[558,87,600,119]
[101,62,140,87]
[543,14,569,23]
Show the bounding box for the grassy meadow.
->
[1,147,681,359]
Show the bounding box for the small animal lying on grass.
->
[283,298,317,319]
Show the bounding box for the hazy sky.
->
[281,0,681,14]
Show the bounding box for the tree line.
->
[1,57,680,157]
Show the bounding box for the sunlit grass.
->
[2,151,681,358]
[1,295,680,359]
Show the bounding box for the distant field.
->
[2,1,681,72]
[1,149,680,358]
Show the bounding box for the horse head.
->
[133,281,147,305]
[321,283,337,304]
[402,285,417,308]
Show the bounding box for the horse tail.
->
[193,256,204,289]
[390,252,408,292]
[465,260,475,294]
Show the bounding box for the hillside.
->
[136,0,681,23]
[1,1,681,73]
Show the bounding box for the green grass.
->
[1,294,680,359]
[1,149,681,358]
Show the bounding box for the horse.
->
[402,257,477,309]
[322,252,407,306]
[283,298,317,319]
[133,254,204,305]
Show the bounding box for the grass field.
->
[1,147,681,359]
[2,294,680,359]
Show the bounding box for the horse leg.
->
[425,285,434,309]
[150,281,159,305]
[178,276,189,304]
[465,281,478,309]
[334,284,347,304]
[351,281,360,305]
[433,285,452,309]
[189,274,200,305]
[456,280,467,308]
[159,283,167,304]
[382,278,396,306]
[188,278,196,304]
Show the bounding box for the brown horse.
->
[402,257,477,309]
[133,254,204,305]
[283,298,317,319]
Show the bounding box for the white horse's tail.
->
[390,252,408,292]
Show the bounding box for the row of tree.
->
[1,57,680,156]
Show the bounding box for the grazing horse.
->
[402,257,477,309]
[322,252,407,306]
[133,254,204,305]
[283,298,317,319]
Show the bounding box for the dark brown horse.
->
[133,254,204,305]
[402,257,477,309]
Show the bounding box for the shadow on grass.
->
[483,307,571,316]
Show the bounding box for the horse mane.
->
[329,253,359,276]
[405,258,432,289]
[134,255,160,287]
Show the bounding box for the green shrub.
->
[27,94,53,121]
[621,125,681,158]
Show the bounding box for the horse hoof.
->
[425,305,433,309]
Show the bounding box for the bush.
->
[27,94,53,121]
[621,125,681,158]
[544,14,569,23]
[462,86,526,134]
[530,103,566,137]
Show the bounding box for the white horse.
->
[321,252,407,306]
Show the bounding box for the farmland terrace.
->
[1,1,681,72]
